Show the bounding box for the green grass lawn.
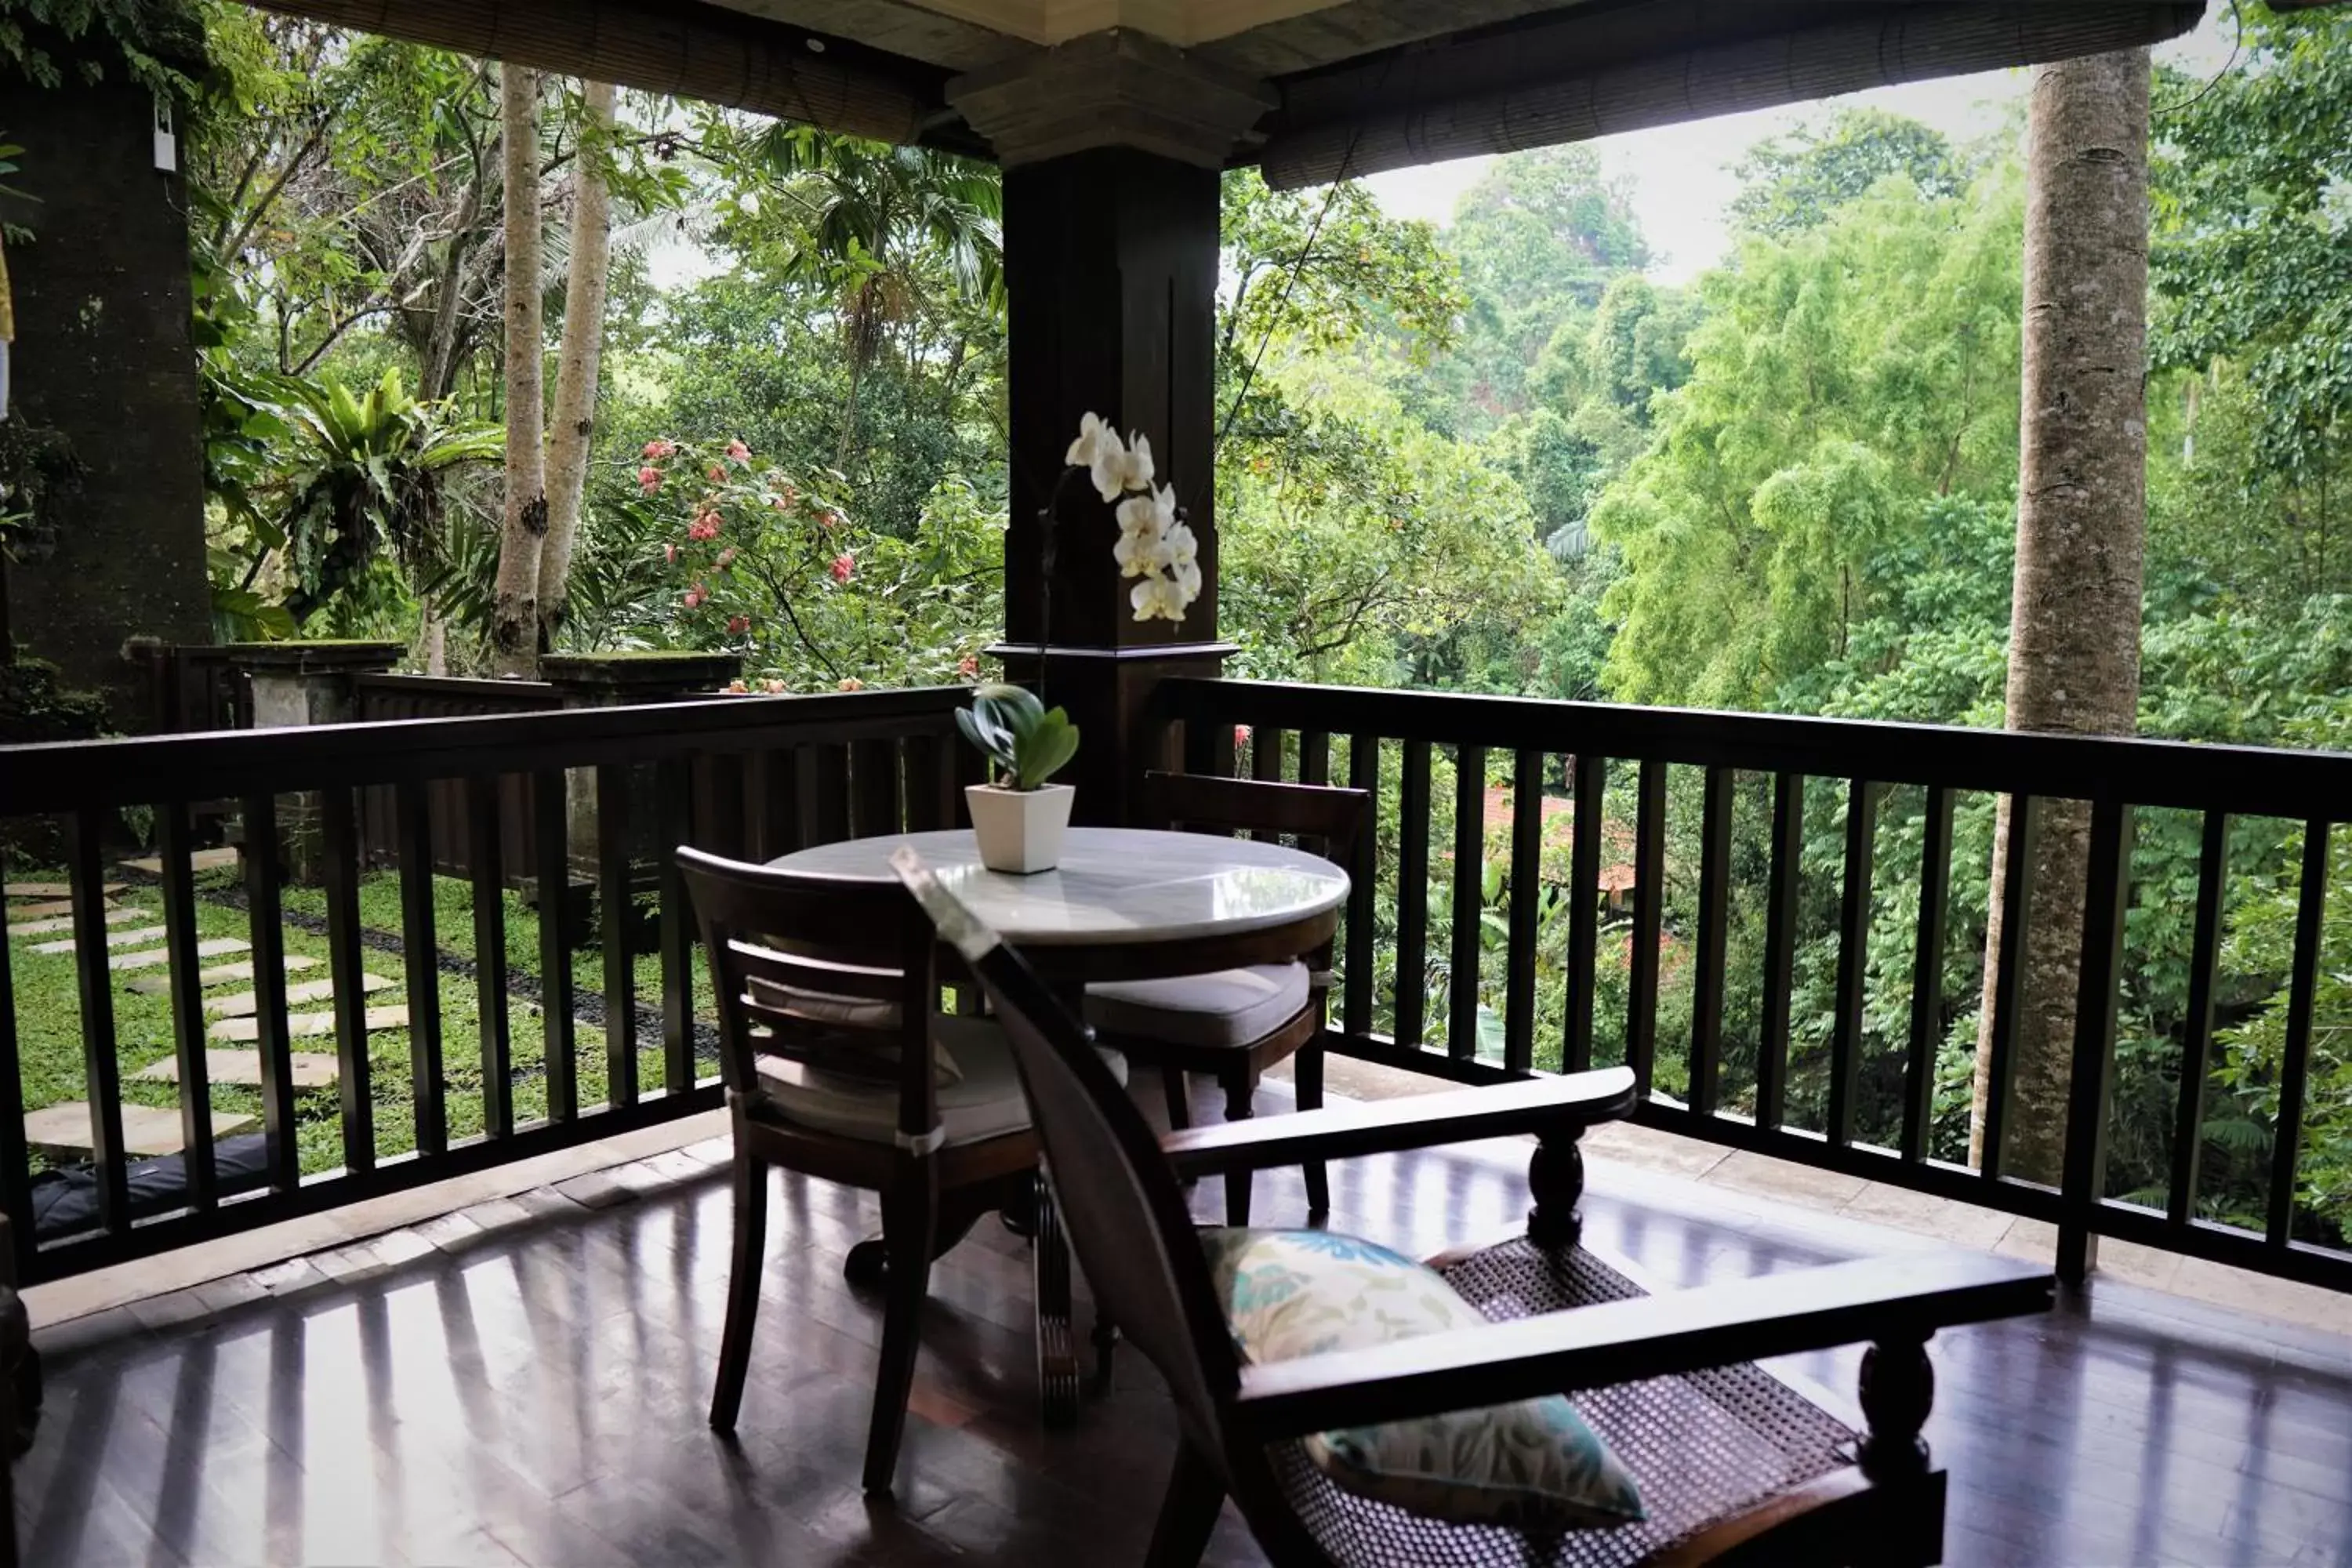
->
[7,862,713,1177]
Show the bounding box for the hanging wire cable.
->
[2154,0,2244,118]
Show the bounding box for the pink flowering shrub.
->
[633,441,997,691]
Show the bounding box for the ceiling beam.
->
[245,0,961,147]
[1254,1,2206,188]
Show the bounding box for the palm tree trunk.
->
[539,78,618,651]
[1969,49,2151,1185]
[492,64,547,679]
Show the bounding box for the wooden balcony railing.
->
[1152,677,2352,1295]
[0,686,976,1283]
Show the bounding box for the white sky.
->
[1361,8,2240,281]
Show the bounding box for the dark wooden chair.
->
[1087,771,1368,1226]
[893,848,2056,1566]
[678,847,1087,1494]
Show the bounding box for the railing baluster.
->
[1298,731,1330,788]
[1211,719,1238,780]
[1503,750,1542,1075]
[1902,786,1955,1163]
[1252,726,1285,786]
[902,734,946,833]
[1828,779,1879,1148]
[1626,760,1667,1098]
[2167,811,2229,1229]
[1565,755,1604,1073]
[594,764,636,1111]
[1980,794,2040,1180]
[2267,819,2331,1250]
[1756,772,1806,1132]
[807,743,850,845]
[851,737,898,839]
[241,793,299,1193]
[1344,735,1378,1040]
[0,843,34,1270]
[154,800,216,1210]
[1688,767,1735,1117]
[67,807,129,1229]
[1449,745,1486,1062]
[659,757,696,1092]
[321,787,374,1174]
[467,775,514,1140]
[1182,714,1214,777]
[535,770,575,1125]
[397,782,446,1156]
[2057,800,2133,1286]
[1396,739,1433,1051]
[702,752,750,858]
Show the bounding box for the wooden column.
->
[990,147,1229,826]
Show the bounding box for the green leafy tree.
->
[1730,107,1965,238]
[1594,163,2024,709]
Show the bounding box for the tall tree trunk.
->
[539,78,618,650]
[1969,49,2151,1185]
[492,64,547,680]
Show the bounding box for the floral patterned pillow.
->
[1201,1228,1645,1532]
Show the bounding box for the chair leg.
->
[1294,1041,1330,1221]
[1221,1073,1254,1228]
[862,1178,938,1494]
[1161,1065,1192,1131]
[1145,1440,1226,1568]
[708,1152,768,1433]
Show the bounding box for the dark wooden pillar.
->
[0,74,209,720]
[991,147,1230,825]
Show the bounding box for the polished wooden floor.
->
[19,1082,2352,1567]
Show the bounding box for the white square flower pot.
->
[966,783,1076,874]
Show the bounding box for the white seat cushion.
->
[754,1014,1126,1147]
[1086,962,1311,1050]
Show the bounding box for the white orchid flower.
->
[1130,575,1185,622]
[1092,430,1154,502]
[1065,412,1114,470]
[1174,558,1203,601]
[1160,520,1197,569]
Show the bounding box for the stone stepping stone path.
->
[119,848,240,876]
[136,1048,342,1091]
[9,907,150,938]
[112,938,249,973]
[125,956,321,994]
[209,1004,409,1043]
[27,925,169,955]
[5,880,125,900]
[24,1102,259,1160]
[207,973,394,1018]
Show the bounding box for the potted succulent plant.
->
[957,682,1080,873]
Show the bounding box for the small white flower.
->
[1092,430,1154,502]
[1065,412,1114,470]
[1131,575,1185,621]
[1174,558,1203,601]
[1160,519,1197,569]
[1112,527,1157,577]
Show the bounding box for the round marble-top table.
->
[766,826,1352,985]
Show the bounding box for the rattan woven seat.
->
[1273,1240,1857,1567]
